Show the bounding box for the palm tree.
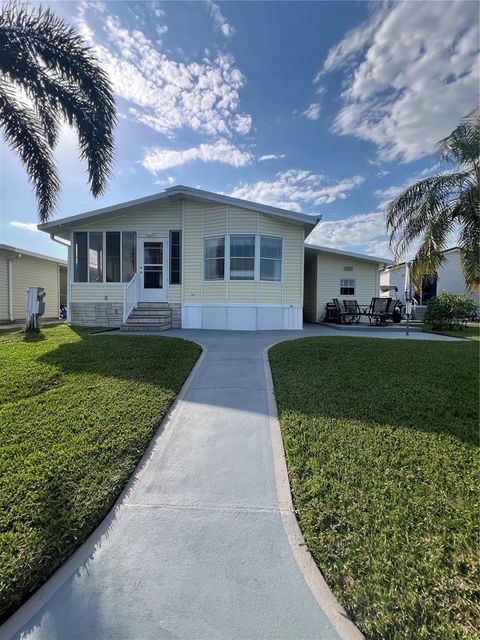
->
[386,107,479,292]
[0,4,115,222]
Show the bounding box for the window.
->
[230,235,255,280]
[340,278,355,295]
[204,236,225,280]
[88,232,103,282]
[122,232,136,282]
[170,230,181,285]
[73,231,136,283]
[106,232,120,282]
[73,232,88,282]
[260,236,282,282]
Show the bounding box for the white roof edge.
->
[38,185,321,233]
[0,243,67,265]
[305,242,392,265]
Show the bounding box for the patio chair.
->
[342,299,362,324]
[331,298,351,324]
[364,297,393,325]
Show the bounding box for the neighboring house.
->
[0,244,67,324]
[304,244,391,322]
[38,185,318,330]
[380,247,480,305]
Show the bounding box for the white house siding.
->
[69,198,306,329]
[315,252,381,322]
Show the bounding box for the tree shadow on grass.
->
[269,337,479,447]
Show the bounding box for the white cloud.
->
[230,170,365,212]
[142,138,253,172]
[302,103,321,120]
[319,1,479,162]
[10,221,39,232]
[76,5,249,139]
[306,211,392,259]
[156,24,168,36]
[258,154,286,162]
[376,170,390,178]
[206,1,235,38]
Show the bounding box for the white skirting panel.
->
[182,304,303,330]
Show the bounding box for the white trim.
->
[181,303,303,331]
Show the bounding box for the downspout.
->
[7,259,13,322]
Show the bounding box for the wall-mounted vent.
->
[344,266,354,272]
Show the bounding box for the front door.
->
[138,238,168,302]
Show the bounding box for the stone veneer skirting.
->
[71,302,182,328]
[70,302,123,327]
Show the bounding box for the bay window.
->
[230,235,255,280]
[260,236,282,281]
[73,231,136,283]
[204,236,225,280]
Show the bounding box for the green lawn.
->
[0,326,201,620]
[422,323,480,341]
[269,337,479,640]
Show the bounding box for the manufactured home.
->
[0,244,67,324]
[38,185,389,330]
[380,248,480,305]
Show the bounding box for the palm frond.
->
[0,3,115,201]
[0,81,59,222]
[435,106,480,169]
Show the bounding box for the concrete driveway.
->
[1,325,460,640]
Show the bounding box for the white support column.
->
[7,259,13,322]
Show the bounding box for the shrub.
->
[424,292,477,329]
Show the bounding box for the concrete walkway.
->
[1,326,461,640]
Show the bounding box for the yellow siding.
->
[282,227,304,305]
[316,253,381,320]
[0,254,9,321]
[12,255,60,319]
[75,200,182,234]
[182,199,203,304]
[71,283,124,303]
[203,203,227,236]
[227,206,257,234]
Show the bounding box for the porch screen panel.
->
[106,232,121,282]
[122,232,136,282]
[88,232,103,282]
[73,232,88,282]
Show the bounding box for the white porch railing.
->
[123,273,140,323]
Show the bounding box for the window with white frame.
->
[204,236,225,280]
[73,231,136,283]
[230,235,255,280]
[340,278,355,295]
[260,236,282,281]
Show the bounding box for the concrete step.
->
[126,317,171,325]
[121,323,172,332]
[135,302,170,310]
[129,309,172,318]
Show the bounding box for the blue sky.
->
[1,0,478,261]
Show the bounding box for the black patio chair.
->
[364,297,393,325]
[331,298,351,324]
[342,299,362,324]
